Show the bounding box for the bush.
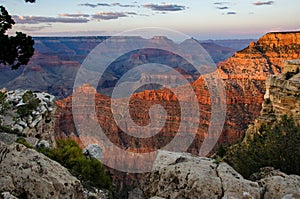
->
[0,92,10,115]
[37,139,112,190]
[17,91,40,117]
[0,125,19,134]
[16,137,32,148]
[223,115,300,178]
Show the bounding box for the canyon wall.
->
[55,32,300,157]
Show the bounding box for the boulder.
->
[140,150,260,199]
[0,141,85,199]
[83,144,103,159]
[251,167,300,199]
[0,192,18,199]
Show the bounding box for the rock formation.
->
[55,31,300,155]
[249,59,300,130]
[0,141,85,199]
[129,150,300,199]
[250,167,300,199]
[218,31,300,143]
[0,89,56,147]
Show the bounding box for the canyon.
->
[55,31,300,156]
[0,37,238,99]
[1,32,300,198]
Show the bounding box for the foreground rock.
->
[0,141,85,199]
[250,167,300,199]
[130,150,300,199]
[0,89,56,147]
[131,150,260,199]
[255,59,300,127]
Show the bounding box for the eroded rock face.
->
[55,32,300,155]
[0,141,85,199]
[217,31,300,144]
[253,59,300,129]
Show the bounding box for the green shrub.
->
[0,125,19,134]
[223,115,300,178]
[16,137,32,148]
[37,139,112,190]
[0,92,10,115]
[17,91,40,117]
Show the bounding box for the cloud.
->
[78,2,136,8]
[111,3,136,7]
[143,3,186,11]
[78,3,100,8]
[17,25,52,32]
[252,1,274,5]
[214,2,229,5]
[225,11,237,15]
[97,3,111,6]
[217,6,229,10]
[13,15,89,24]
[92,12,136,20]
[60,13,90,18]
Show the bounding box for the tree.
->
[38,139,113,190]
[0,2,35,70]
[221,115,300,178]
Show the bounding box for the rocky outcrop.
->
[0,141,85,199]
[141,150,260,199]
[250,167,300,199]
[217,31,300,144]
[0,89,56,147]
[252,59,300,129]
[129,150,300,199]
[219,31,300,79]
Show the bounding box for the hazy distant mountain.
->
[201,39,254,51]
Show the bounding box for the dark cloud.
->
[13,15,89,24]
[97,3,111,6]
[217,6,229,10]
[143,3,186,11]
[226,11,237,15]
[92,12,136,20]
[78,3,99,8]
[214,2,229,5]
[253,1,274,5]
[60,13,90,18]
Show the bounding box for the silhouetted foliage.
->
[221,115,300,178]
[37,139,112,190]
[0,5,34,69]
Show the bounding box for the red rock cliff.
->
[55,31,300,156]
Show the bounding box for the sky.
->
[1,0,299,39]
